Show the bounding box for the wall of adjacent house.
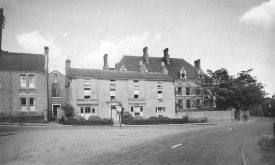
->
[48,71,65,117]
[176,110,235,122]
[0,70,47,117]
[0,71,11,116]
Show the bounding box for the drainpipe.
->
[9,69,12,121]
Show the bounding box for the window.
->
[20,75,27,88]
[157,91,162,101]
[110,80,116,86]
[131,106,143,116]
[81,107,84,113]
[178,87,182,95]
[84,88,91,99]
[134,89,139,99]
[92,108,95,113]
[196,99,200,108]
[178,100,183,109]
[181,73,186,78]
[157,82,162,89]
[134,80,139,86]
[110,89,116,99]
[29,75,35,88]
[156,107,165,117]
[186,100,191,108]
[84,80,91,86]
[20,98,27,111]
[85,107,91,113]
[186,87,190,95]
[29,98,35,111]
[54,73,57,78]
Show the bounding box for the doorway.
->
[52,104,61,118]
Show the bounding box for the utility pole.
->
[0,8,5,52]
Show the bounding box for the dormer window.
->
[179,65,187,79]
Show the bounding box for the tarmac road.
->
[87,118,273,165]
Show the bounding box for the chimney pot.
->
[194,59,201,70]
[143,46,149,64]
[103,54,109,70]
[163,48,170,65]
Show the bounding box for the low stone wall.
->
[176,110,235,123]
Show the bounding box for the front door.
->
[111,106,119,123]
[52,105,61,118]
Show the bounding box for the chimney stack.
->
[194,59,201,70]
[143,46,149,64]
[163,48,170,65]
[65,58,71,76]
[44,46,49,72]
[160,62,168,74]
[103,54,109,70]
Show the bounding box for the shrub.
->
[62,104,75,117]
[63,118,112,125]
[122,111,133,120]
[88,115,101,121]
[133,115,143,120]
[148,116,158,120]
[187,117,208,123]
[58,116,64,124]
[73,116,85,121]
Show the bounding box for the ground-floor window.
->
[80,106,96,120]
[186,100,191,108]
[29,98,35,111]
[156,107,165,117]
[20,98,27,111]
[130,106,143,117]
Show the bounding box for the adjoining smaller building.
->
[48,70,65,119]
[0,47,49,118]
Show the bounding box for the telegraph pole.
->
[0,8,5,52]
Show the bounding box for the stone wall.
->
[176,110,235,122]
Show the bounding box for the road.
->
[0,118,274,165]
[87,119,273,165]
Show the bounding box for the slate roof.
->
[115,55,199,80]
[0,51,45,72]
[67,68,173,81]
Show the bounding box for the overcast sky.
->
[1,0,274,96]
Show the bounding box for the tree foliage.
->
[201,68,265,110]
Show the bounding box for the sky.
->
[0,0,274,96]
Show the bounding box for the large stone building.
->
[0,47,49,118]
[65,58,175,121]
[115,47,203,115]
[65,47,203,120]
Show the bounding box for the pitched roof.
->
[115,55,198,79]
[67,68,173,81]
[0,51,45,72]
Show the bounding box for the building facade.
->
[48,70,65,119]
[115,47,203,113]
[0,47,49,118]
[65,59,175,121]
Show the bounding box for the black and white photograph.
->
[0,0,275,164]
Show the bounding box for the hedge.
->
[63,118,112,125]
[122,117,207,125]
[0,116,45,123]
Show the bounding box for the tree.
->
[62,104,75,117]
[201,68,265,111]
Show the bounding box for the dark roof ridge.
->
[1,51,44,56]
[69,67,168,75]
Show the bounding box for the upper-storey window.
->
[84,88,91,99]
[84,80,91,86]
[178,87,182,95]
[134,80,139,87]
[110,89,116,100]
[157,91,163,101]
[20,74,27,88]
[29,75,35,88]
[186,87,190,95]
[54,73,57,78]
[134,89,139,99]
[157,82,162,89]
